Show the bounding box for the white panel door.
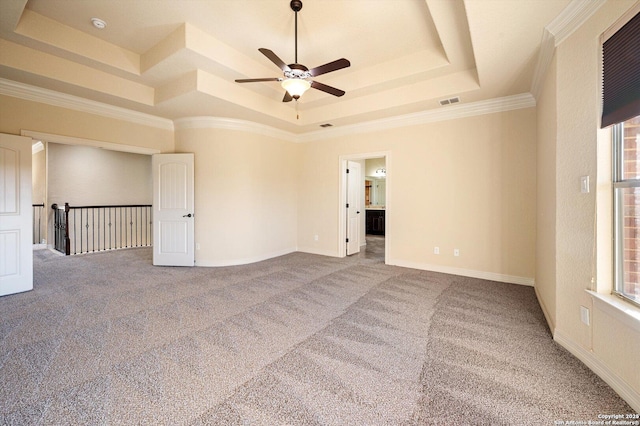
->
[0,133,33,296]
[152,153,195,266]
[346,160,361,255]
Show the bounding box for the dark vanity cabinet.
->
[366,210,385,235]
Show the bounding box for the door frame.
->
[338,151,390,263]
[346,160,362,256]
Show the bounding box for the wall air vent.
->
[439,96,460,106]
[320,123,333,128]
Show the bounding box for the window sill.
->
[587,290,640,333]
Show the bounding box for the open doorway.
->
[24,130,159,257]
[338,152,390,264]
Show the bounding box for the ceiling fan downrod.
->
[291,0,303,64]
[234,0,349,102]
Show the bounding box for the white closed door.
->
[346,160,361,255]
[0,133,33,296]
[152,153,195,266]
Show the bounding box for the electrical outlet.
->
[454,248,460,257]
[314,235,319,241]
[580,306,590,326]
[196,243,200,250]
[434,246,440,254]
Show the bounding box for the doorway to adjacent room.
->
[339,152,389,263]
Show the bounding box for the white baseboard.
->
[296,246,340,258]
[554,329,640,413]
[388,258,534,286]
[534,286,556,334]
[195,247,297,267]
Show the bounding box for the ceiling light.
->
[281,78,311,99]
[91,18,107,29]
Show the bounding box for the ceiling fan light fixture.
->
[281,78,311,99]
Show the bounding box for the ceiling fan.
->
[235,0,351,102]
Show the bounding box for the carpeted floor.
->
[0,237,633,424]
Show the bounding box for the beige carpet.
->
[0,239,633,424]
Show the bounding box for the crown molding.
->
[2,78,537,144]
[548,0,606,46]
[173,116,298,142]
[530,0,606,100]
[530,29,556,100]
[0,78,174,131]
[298,93,536,143]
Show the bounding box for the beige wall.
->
[32,146,46,205]
[537,0,640,408]
[45,143,153,251]
[298,108,537,284]
[365,157,386,177]
[32,145,46,244]
[536,51,558,330]
[47,143,152,206]
[175,126,299,266]
[0,95,173,153]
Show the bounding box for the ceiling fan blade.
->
[311,80,345,97]
[309,58,350,77]
[283,92,293,102]
[259,48,291,72]
[235,78,281,83]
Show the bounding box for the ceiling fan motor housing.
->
[285,63,311,80]
[290,0,303,12]
[234,0,349,101]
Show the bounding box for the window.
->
[613,115,640,306]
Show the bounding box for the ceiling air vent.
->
[320,123,333,128]
[439,96,460,106]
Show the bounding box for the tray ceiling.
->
[0,0,571,133]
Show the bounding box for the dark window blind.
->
[601,12,640,128]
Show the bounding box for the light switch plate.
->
[580,176,590,193]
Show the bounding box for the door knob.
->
[183,213,193,218]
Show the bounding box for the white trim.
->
[173,116,298,143]
[530,29,556,100]
[2,78,538,143]
[547,0,605,46]
[588,290,640,333]
[530,0,606,99]
[534,285,556,335]
[296,247,340,258]
[194,247,297,267]
[31,141,44,154]
[21,130,160,155]
[554,329,640,413]
[299,94,536,143]
[0,78,173,130]
[389,258,535,286]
